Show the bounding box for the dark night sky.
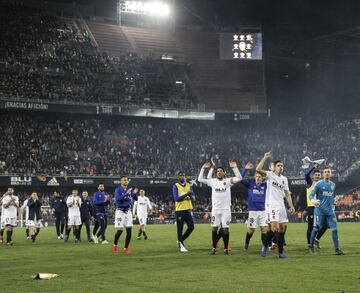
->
[28,0,360,113]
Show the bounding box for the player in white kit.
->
[65,189,82,244]
[21,197,30,239]
[1,187,19,245]
[0,192,6,243]
[198,160,242,254]
[256,152,295,258]
[133,189,152,240]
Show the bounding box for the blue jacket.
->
[93,191,110,215]
[27,198,42,221]
[305,166,316,188]
[51,196,66,213]
[114,186,138,212]
[80,196,94,218]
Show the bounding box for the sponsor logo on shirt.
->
[271,181,284,190]
[253,189,265,195]
[215,188,227,192]
[323,191,333,196]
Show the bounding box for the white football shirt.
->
[207,178,233,210]
[2,195,19,218]
[134,196,152,215]
[21,199,29,220]
[265,171,289,208]
[0,198,4,220]
[66,196,81,217]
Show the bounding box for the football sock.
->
[316,226,327,241]
[124,228,132,248]
[261,233,267,246]
[332,229,339,250]
[245,232,253,245]
[223,231,229,250]
[266,230,274,247]
[114,230,123,245]
[6,230,12,243]
[217,228,223,242]
[277,232,285,253]
[212,230,218,248]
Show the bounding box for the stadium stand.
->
[0,112,358,179]
[0,3,193,109]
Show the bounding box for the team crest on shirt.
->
[223,182,226,186]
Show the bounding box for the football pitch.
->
[0,223,359,293]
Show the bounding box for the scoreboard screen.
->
[219,32,262,60]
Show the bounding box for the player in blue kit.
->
[241,163,268,256]
[93,183,110,244]
[309,167,344,255]
[113,176,138,254]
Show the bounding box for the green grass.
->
[0,223,359,293]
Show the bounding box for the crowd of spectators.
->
[0,112,359,179]
[0,3,192,109]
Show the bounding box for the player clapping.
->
[1,188,19,246]
[27,192,42,243]
[113,176,138,254]
[133,189,152,240]
[65,189,82,244]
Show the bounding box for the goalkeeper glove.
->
[311,199,320,207]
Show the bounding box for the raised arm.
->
[198,162,212,185]
[207,167,214,179]
[228,160,242,185]
[305,166,316,188]
[256,152,271,176]
[240,164,253,188]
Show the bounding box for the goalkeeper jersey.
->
[309,179,336,216]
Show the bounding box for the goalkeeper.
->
[309,167,344,255]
